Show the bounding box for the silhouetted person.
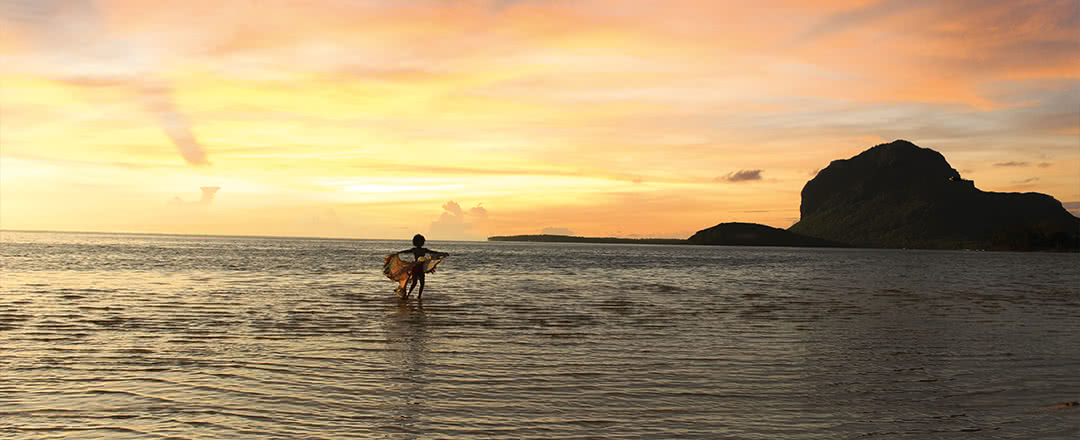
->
[396,234,449,300]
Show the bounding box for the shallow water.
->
[2,230,1078,439]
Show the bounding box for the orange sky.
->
[1,0,1078,240]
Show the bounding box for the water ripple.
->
[2,231,1079,439]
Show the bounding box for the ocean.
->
[2,230,1078,439]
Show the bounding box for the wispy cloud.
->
[796,0,928,43]
[994,161,1030,167]
[716,169,763,183]
[1,152,156,170]
[169,187,220,207]
[429,200,488,240]
[141,84,208,165]
[1063,201,1080,216]
[1,0,209,165]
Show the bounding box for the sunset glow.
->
[2,0,1078,239]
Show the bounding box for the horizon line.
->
[0,231,704,244]
[0,228,488,243]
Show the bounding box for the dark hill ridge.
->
[687,222,846,247]
[789,140,1080,250]
[491,140,1077,251]
[488,229,843,248]
[487,234,685,245]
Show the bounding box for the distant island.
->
[487,234,686,245]
[490,140,1079,251]
[489,223,848,248]
[687,222,847,247]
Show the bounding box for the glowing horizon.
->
[2,0,1078,240]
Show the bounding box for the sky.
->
[1,0,1077,240]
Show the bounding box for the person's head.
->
[412,234,425,247]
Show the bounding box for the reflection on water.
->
[382,299,429,436]
[1,230,1079,439]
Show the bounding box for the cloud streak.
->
[716,169,763,183]
[1,0,209,166]
[796,0,926,43]
[141,83,209,165]
[1063,201,1080,217]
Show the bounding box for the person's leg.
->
[417,276,426,300]
[405,265,422,298]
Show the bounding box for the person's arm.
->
[423,247,450,258]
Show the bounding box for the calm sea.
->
[2,230,1078,439]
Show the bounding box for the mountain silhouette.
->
[687,222,846,247]
[789,140,1079,250]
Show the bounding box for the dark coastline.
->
[487,234,687,245]
[488,223,848,248]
